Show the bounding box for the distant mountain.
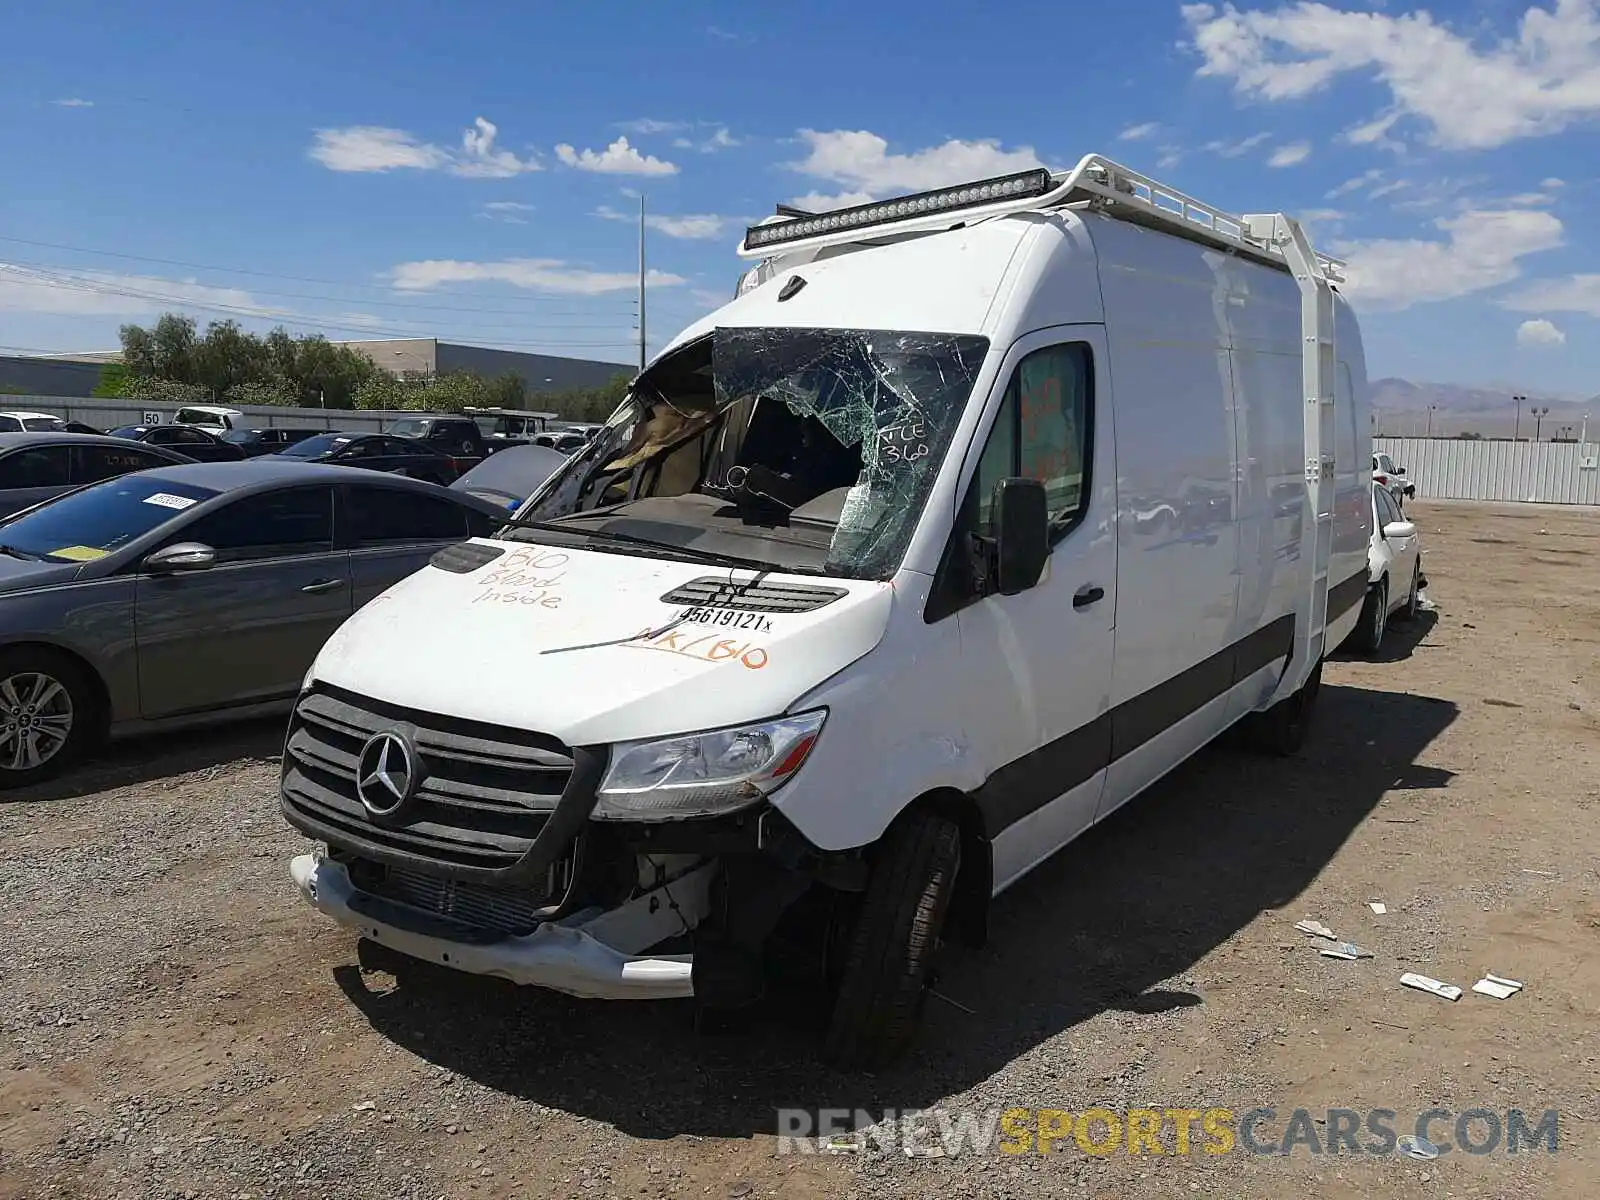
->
[1370,377,1596,439]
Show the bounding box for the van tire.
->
[822,810,961,1071]
[1246,659,1322,757]
[1354,579,1388,655]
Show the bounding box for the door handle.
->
[301,578,342,594]
[1072,584,1105,609]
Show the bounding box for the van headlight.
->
[593,710,826,820]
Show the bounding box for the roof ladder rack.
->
[1244,212,1338,703]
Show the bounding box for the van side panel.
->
[1217,253,1313,717]
[1086,216,1245,811]
[1328,298,1374,647]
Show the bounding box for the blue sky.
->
[2,0,1598,394]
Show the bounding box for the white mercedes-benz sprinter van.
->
[281,154,1373,1068]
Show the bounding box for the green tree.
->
[484,370,527,409]
[263,326,299,382]
[353,372,407,410]
[92,362,132,398]
[225,379,299,407]
[118,324,157,378]
[418,371,490,413]
[123,376,211,404]
[196,320,268,399]
[149,314,199,383]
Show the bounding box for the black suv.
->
[107,423,247,462]
[222,427,325,458]
[384,415,484,459]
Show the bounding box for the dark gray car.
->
[0,432,196,520]
[0,460,505,787]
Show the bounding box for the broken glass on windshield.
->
[712,327,989,578]
[515,328,990,580]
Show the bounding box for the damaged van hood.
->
[309,539,895,746]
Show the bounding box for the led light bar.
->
[743,168,1055,251]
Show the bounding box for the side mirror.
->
[1395,466,1407,475]
[144,542,216,573]
[1383,520,1416,540]
[992,477,1050,595]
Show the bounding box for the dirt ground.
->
[3,499,1598,1200]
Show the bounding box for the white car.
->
[1349,480,1424,654]
[173,404,245,433]
[0,410,68,433]
[1372,452,1414,507]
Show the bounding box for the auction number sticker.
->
[142,493,198,510]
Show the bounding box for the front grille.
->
[659,576,849,614]
[365,862,567,937]
[282,684,575,874]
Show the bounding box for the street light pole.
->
[637,193,647,374]
[1513,394,1524,440]
[1534,406,1549,441]
[1427,404,1437,438]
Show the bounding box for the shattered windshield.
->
[515,328,989,580]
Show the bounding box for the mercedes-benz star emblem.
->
[355,731,419,817]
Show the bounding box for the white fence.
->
[2,395,425,435]
[1375,436,1600,507]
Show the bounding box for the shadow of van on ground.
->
[333,681,1457,1140]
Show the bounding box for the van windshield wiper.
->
[495,515,794,575]
[0,544,41,561]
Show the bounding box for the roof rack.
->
[737,152,1346,284]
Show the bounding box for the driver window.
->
[972,342,1093,540]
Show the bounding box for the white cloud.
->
[1267,140,1312,166]
[790,129,1046,197]
[1516,317,1566,346]
[1332,208,1564,310]
[1541,176,1566,188]
[618,118,690,134]
[1327,167,1386,198]
[1156,145,1184,169]
[1503,191,1556,206]
[1182,1,1600,150]
[554,136,678,176]
[1119,121,1161,140]
[1342,110,1402,148]
[596,206,734,239]
[0,264,262,316]
[691,288,730,308]
[1502,273,1600,315]
[788,190,878,212]
[51,97,93,108]
[389,258,686,294]
[477,200,534,225]
[310,117,539,176]
[673,125,740,153]
[1202,131,1271,158]
[310,125,451,172]
[453,118,541,178]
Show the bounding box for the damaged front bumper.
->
[289,853,714,1000]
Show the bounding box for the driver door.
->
[133,485,352,718]
[945,329,1119,893]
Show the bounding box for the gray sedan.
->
[0,432,196,519]
[0,460,505,787]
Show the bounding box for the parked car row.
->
[1348,478,1427,656]
[1373,451,1415,507]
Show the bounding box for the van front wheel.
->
[822,810,961,1071]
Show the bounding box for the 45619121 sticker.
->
[676,606,774,634]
